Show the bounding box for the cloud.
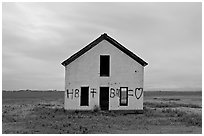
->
[2,2,202,91]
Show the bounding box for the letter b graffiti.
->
[110,88,115,98]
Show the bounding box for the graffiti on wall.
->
[90,88,97,98]
[66,87,143,100]
[66,89,80,99]
[66,88,97,99]
[110,87,143,99]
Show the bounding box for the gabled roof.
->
[61,33,148,67]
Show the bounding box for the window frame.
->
[120,87,128,106]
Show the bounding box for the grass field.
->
[2,91,202,134]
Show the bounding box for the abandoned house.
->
[61,33,148,111]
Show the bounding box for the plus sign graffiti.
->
[90,88,97,98]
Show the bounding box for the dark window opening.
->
[120,87,128,106]
[100,55,110,77]
[80,87,89,106]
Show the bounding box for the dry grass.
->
[161,108,202,127]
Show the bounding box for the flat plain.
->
[2,91,202,134]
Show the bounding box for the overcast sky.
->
[2,2,202,91]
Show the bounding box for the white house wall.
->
[64,40,144,110]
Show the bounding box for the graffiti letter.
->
[75,89,79,98]
[110,88,115,98]
[135,88,143,99]
[67,89,73,99]
[90,88,97,98]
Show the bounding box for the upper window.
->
[120,87,128,106]
[100,55,110,77]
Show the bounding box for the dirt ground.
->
[2,91,202,134]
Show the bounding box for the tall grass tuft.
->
[92,105,100,112]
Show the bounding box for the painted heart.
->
[135,88,143,99]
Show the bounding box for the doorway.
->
[100,87,109,110]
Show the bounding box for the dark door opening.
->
[80,87,89,106]
[100,55,110,77]
[100,87,109,110]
